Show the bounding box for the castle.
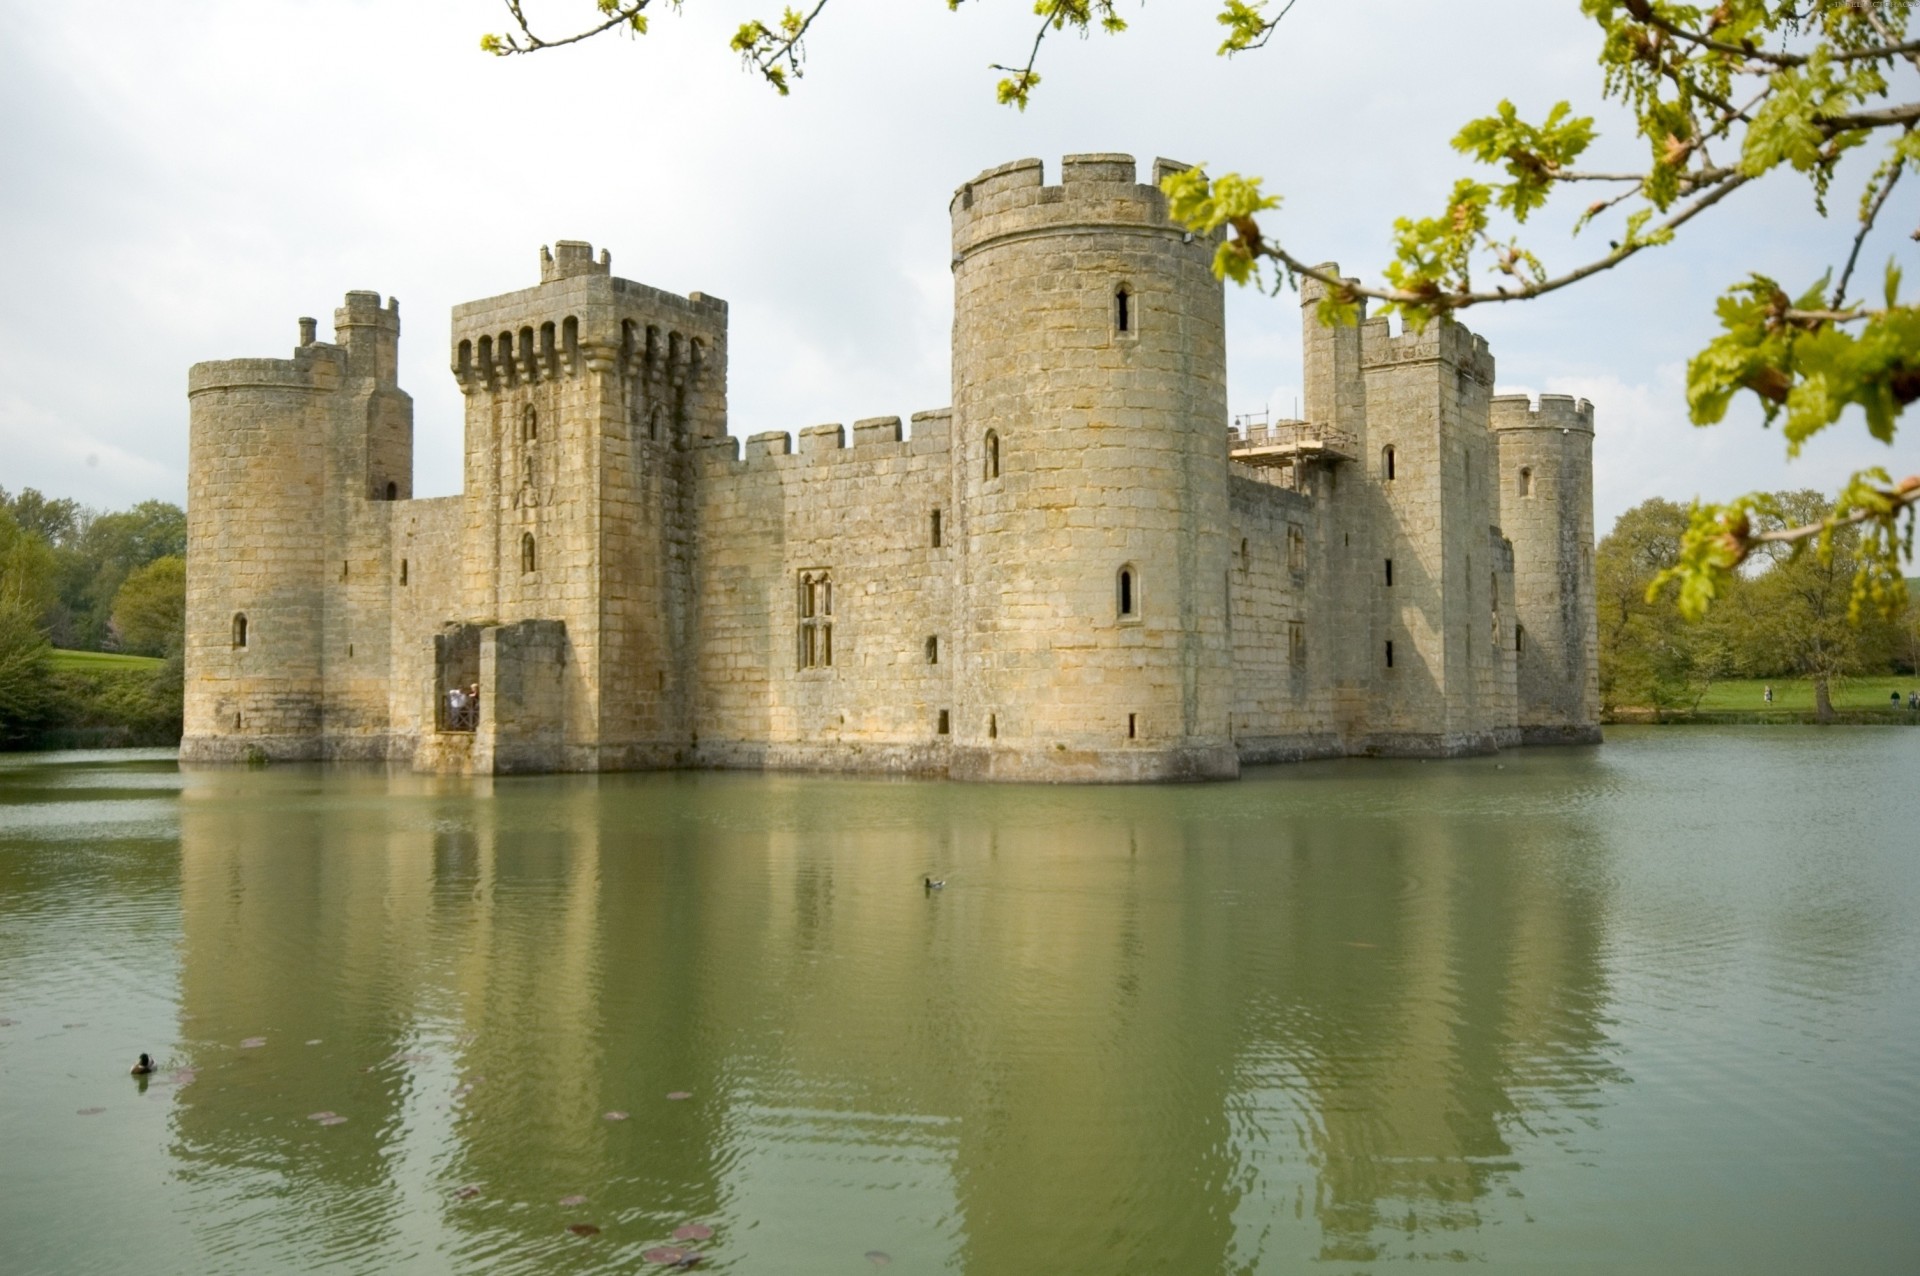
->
[182,153,1600,781]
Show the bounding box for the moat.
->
[2,728,1915,1273]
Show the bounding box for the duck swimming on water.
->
[130,1053,156,1076]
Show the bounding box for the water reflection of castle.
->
[173,770,1618,1268]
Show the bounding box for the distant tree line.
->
[1598,491,1918,722]
[0,486,186,747]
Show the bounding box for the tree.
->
[0,486,83,547]
[56,500,187,650]
[1734,489,1900,719]
[1596,497,1737,714]
[485,0,1918,616]
[111,555,186,658]
[0,596,53,747]
[0,504,58,627]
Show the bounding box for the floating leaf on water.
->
[454,1185,482,1200]
[76,1107,106,1116]
[307,1111,338,1122]
[865,1251,892,1266]
[673,1223,714,1242]
[603,1110,629,1121]
[239,1037,267,1049]
[665,1091,692,1101]
[318,1115,348,1126]
[559,1194,588,1207]
[306,1039,322,1046]
[643,1246,689,1264]
[567,1223,601,1237]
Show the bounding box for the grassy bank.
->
[1607,676,1920,725]
[29,648,182,749]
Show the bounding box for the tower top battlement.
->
[1490,393,1595,434]
[542,240,611,284]
[949,153,1213,261]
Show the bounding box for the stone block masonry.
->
[180,155,1599,780]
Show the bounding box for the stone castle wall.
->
[180,153,1601,780]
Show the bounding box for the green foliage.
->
[1452,100,1596,223]
[0,596,53,747]
[111,555,186,659]
[1160,166,1279,285]
[1601,492,1909,718]
[1596,497,1736,714]
[0,486,187,749]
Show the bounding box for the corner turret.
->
[1491,394,1599,742]
[949,153,1235,781]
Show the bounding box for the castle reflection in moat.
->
[170,761,1621,1271]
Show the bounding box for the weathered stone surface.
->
[181,156,1599,781]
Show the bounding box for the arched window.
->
[231,613,248,649]
[1518,465,1533,497]
[521,532,537,574]
[1115,285,1132,334]
[1381,445,1397,482]
[385,481,398,500]
[647,404,664,441]
[1385,639,1395,668]
[984,430,1000,481]
[400,558,409,586]
[930,508,942,548]
[1384,558,1394,587]
[522,403,538,442]
[925,635,939,665]
[1516,624,1526,655]
[1117,565,1138,619]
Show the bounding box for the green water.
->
[1,729,1916,1274]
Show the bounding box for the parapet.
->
[336,290,400,332]
[541,240,611,284]
[703,408,954,475]
[950,153,1216,261]
[1490,393,1595,434]
[188,341,345,397]
[1361,315,1495,384]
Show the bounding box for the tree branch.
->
[1751,481,1920,548]
[1256,170,1753,315]
[1834,150,1906,307]
[490,0,654,54]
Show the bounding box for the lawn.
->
[48,648,165,673]
[1691,676,1918,712]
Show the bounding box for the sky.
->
[1,0,1913,537]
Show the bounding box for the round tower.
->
[179,324,340,762]
[949,154,1235,781]
[1490,393,1600,743]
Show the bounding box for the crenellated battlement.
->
[449,248,726,397]
[541,240,611,284]
[1490,393,1595,434]
[1361,315,1495,383]
[698,409,953,474]
[188,342,345,398]
[950,153,1213,262]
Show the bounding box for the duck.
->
[923,877,945,890]
[130,1052,156,1076]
